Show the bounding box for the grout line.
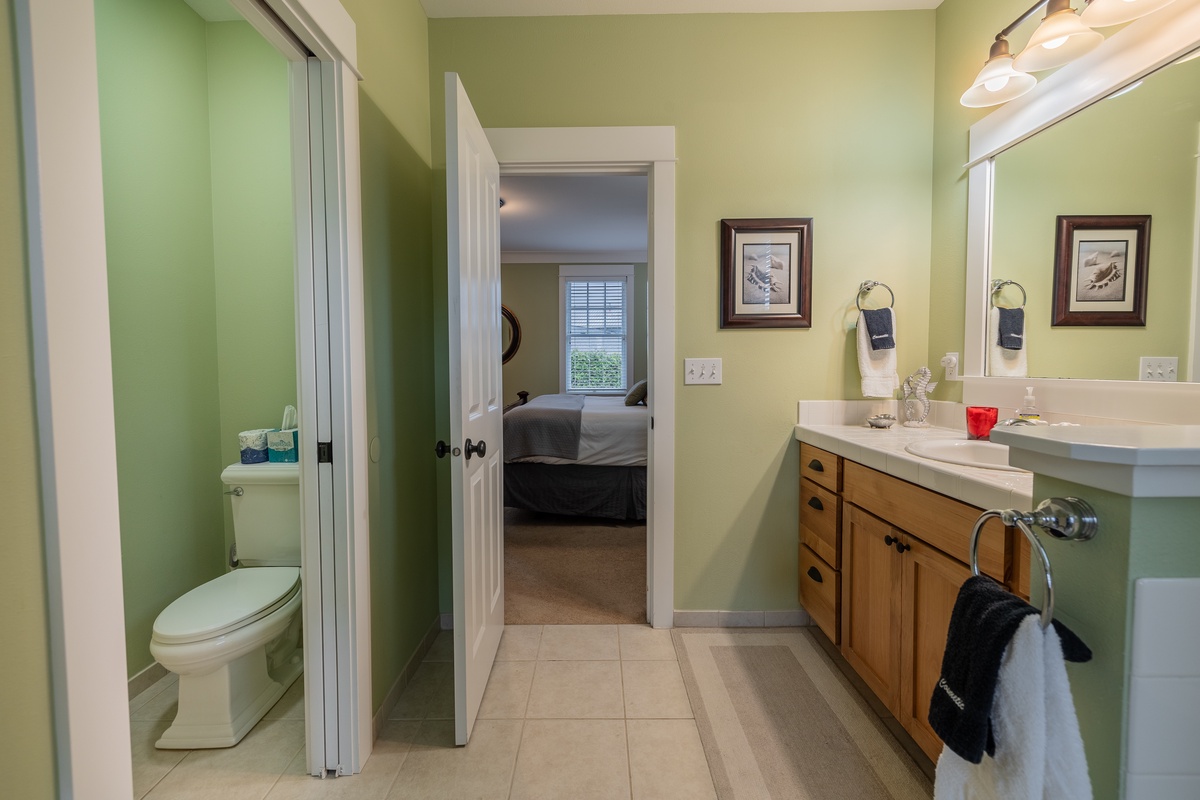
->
[505,719,526,800]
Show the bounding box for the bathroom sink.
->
[904,439,1026,472]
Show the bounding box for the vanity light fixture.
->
[1012,0,1104,73]
[1080,0,1178,28]
[960,37,1039,108]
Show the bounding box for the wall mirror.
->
[501,304,521,364]
[964,2,1200,384]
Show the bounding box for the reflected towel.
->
[998,307,1024,350]
[857,309,899,398]
[989,308,1027,377]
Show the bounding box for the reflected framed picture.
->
[1052,214,1150,326]
[720,217,813,328]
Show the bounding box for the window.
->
[560,265,634,394]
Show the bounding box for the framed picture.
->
[720,217,813,328]
[1052,215,1150,326]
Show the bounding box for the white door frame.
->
[487,127,676,627]
[14,0,371,791]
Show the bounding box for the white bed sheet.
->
[510,395,647,466]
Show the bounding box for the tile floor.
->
[129,624,717,799]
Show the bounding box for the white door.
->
[445,73,505,746]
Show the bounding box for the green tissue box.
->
[267,429,298,463]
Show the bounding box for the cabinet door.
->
[899,537,972,762]
[841,504,903,715]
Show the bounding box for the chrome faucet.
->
[995,418,1037,427]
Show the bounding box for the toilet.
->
[150,462,303,749]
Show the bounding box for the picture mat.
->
[733,230,801,316]
[1069,228,1139,312]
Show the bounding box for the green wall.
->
[0,0,58,793]
[991,56,1198,380]
[96,0,229,678]
[501,262,648,403]
[430,12,937,612]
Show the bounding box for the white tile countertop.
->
[794,402,1034,513]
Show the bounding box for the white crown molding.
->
[502,250,647,264]
[422,0,940,17]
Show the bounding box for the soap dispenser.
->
[1018,386,1040,421]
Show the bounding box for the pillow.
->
[624,379,648,406]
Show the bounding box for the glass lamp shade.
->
[961,54,1038,107]
[1013,3,1104,72]
[1080,0,1177,27]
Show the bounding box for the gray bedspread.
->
[503,393,585,460]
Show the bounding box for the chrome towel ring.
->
[969,497,1098,629]
[856,280,895,311]
[990,279,1027,309]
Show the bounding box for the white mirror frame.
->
[963,0,1200,421]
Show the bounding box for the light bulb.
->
[984,76,1010,92]
[1043,35,1069,49]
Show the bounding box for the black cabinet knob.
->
[884,535,896,547]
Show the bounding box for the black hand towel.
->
[997,307,1024,351]
[862,307,895,351]
[928,575,1091,764]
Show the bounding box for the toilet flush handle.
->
[224,486,243,496]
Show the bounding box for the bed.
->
[503,393,648,520]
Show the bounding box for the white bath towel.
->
[934,616,1092,800]
[988,307,1027,378]
[857,309,898,397]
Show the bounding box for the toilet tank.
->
[221,462,300,566]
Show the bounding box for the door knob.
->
[435,440,450,458]
[465,439,486,461]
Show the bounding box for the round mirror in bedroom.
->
[501,304,521,364]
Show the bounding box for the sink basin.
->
[904,439,1026,472]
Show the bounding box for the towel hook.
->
[990,279,1027,309]
[856,280,895,311]
[969,497,1098,629]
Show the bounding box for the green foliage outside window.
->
[569,349,622,390]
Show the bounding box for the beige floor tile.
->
[526,660,624,719]
[478,661,535,719]
[509,719,630,800]
[130,673,179,717]
[423,631,453,663]
[264,676,305,720]
[388,662,452,720]
[132,679,180,725]
[496,625,542,661]
[265,719,420,800]
[618,625,677,661]
[144,717,305,799]
[536,624,618,661]
[384,719,522,800]
[626,719,717,800]
[130,719,188,799]
[622,660,693,719]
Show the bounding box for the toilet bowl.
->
[151,566,303,749]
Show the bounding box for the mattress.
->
[508,395,647,467]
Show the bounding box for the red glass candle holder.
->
[966,406,999,440]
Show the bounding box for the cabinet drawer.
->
[842,460,1008,580]
[798,545,840,645]
[800,479,841,568]
[800,443,842,493]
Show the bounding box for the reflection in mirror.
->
[989,50,1200,380]
[501,304,521,364]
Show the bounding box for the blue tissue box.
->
[267,429,299,463]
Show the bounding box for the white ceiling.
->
[422,0,940,18]
[500,175,648,262]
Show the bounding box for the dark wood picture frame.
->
[720,217,813,329]
[1052,214,1150,327]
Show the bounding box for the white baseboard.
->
[673,609,813,628]
[373,615,443,738]
[128,661,169,701]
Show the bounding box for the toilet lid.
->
[152,567,300,645]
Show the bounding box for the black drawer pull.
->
[807,459,824,472]
[806,566,824,583]
[806,496,824,511]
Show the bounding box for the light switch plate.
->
[1139,357,1178,382]
[684,358,722,385]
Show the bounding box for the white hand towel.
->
[935,616,1092,800]
[988,307,1027,378]
[857,309,899,398]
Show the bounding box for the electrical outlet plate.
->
[1139,356,1178,382]
[941,352,960,382]
[684,358,722,385]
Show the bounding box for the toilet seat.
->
[153,567,300,645]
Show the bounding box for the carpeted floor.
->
[503,507,646,625]
[673,628,934,800]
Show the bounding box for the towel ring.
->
[968,497,1098,629]
[856,280,895,311]
[990,279,1027,309]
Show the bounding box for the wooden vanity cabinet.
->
[841,504,903,713]
[798,444,842,643]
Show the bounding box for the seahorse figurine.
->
[902,367,938,428]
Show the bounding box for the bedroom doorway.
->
[487,126,677,630]
[498,176,651,625]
